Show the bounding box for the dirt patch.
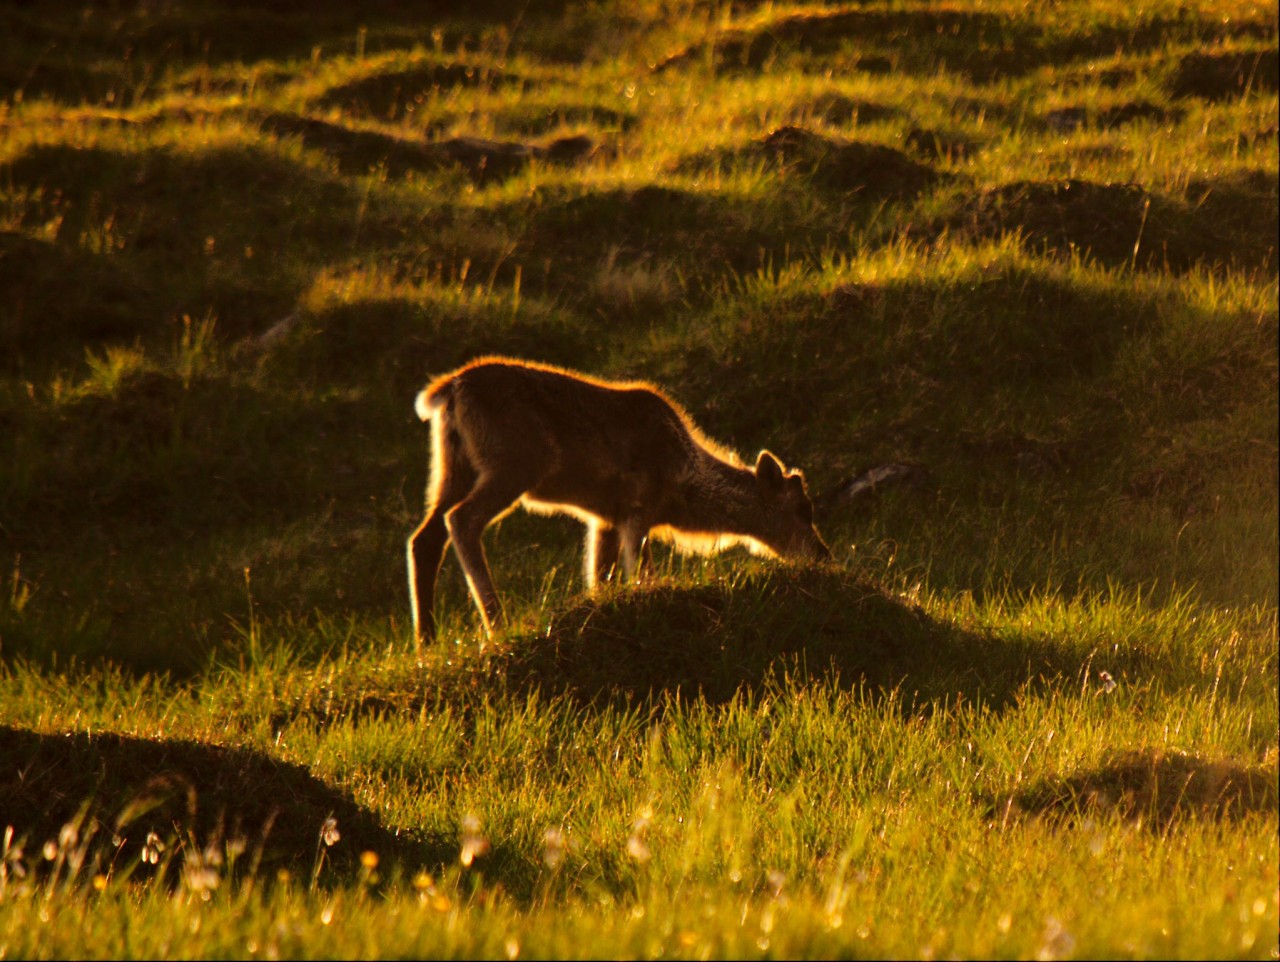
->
[926,176,1276,274]
[991,749,1279,829]
[1169,47,1279,100]
[760,125,941,198]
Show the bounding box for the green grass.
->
[0,0,1276,957]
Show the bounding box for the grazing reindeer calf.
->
[407,356,831,642]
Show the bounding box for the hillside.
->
[0,1,1276,958]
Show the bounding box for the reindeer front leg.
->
[618,520,652,582]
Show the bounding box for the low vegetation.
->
[0,0,1276,957]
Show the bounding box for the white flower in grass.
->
[626,806,653,863]
[460,814,490,867]
[542,827,566,869]
[625,833,651,863]
[1035,915,1076,961]
[320,817,340,847]
[767,869,786,898]
[1098,670,1117,694]
[184,861,220,899]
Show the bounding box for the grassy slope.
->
[0,0,1276,957]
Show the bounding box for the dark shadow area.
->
[651,8,1272,83]
[1040,101,1184,133]
[313,61,523,121]
[984,749,1279,830]
[759,126,942,197]
[0,0,567,105]
[260,112,598,183]
[1169,47,1279,100]
[0,724,438,880]
[0,231,154,377]
[678,126,943,200]
[922,175,1278,275]
[508,181,872,309]
[1,142,370,359]
[0,365,414,675]
[486,103,636,138]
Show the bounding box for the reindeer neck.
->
[669,452,761,535]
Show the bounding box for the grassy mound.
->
[0,0,1274,957]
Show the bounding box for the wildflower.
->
[626,805,653,863]
[1,827,26,882]
[459,814,490,867]
[625,832,651,863]
[202,842,223,867]
[184,862,221,899]
[1098,670,1117,693]
[767,869,786,898]
[1035,915,1076,961]
[360,850,379,870]
[320,817,340,847]
[92,874,108,892]
[413,870,437,904]
[542,827,566,870]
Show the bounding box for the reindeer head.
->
[753,450,832,562]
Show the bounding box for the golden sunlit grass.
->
[0,0,1275,957]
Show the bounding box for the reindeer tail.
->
[414,376,455,422]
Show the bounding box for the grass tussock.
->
[0,0,1275,957]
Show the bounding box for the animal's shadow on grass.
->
[492,567,1173,714]
[0,724,447,885]
[983,748,1279,831]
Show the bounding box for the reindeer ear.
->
[755,450,784,491]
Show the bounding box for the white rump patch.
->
[414,389,436,422]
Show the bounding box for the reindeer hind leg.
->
[444,475,524,635]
